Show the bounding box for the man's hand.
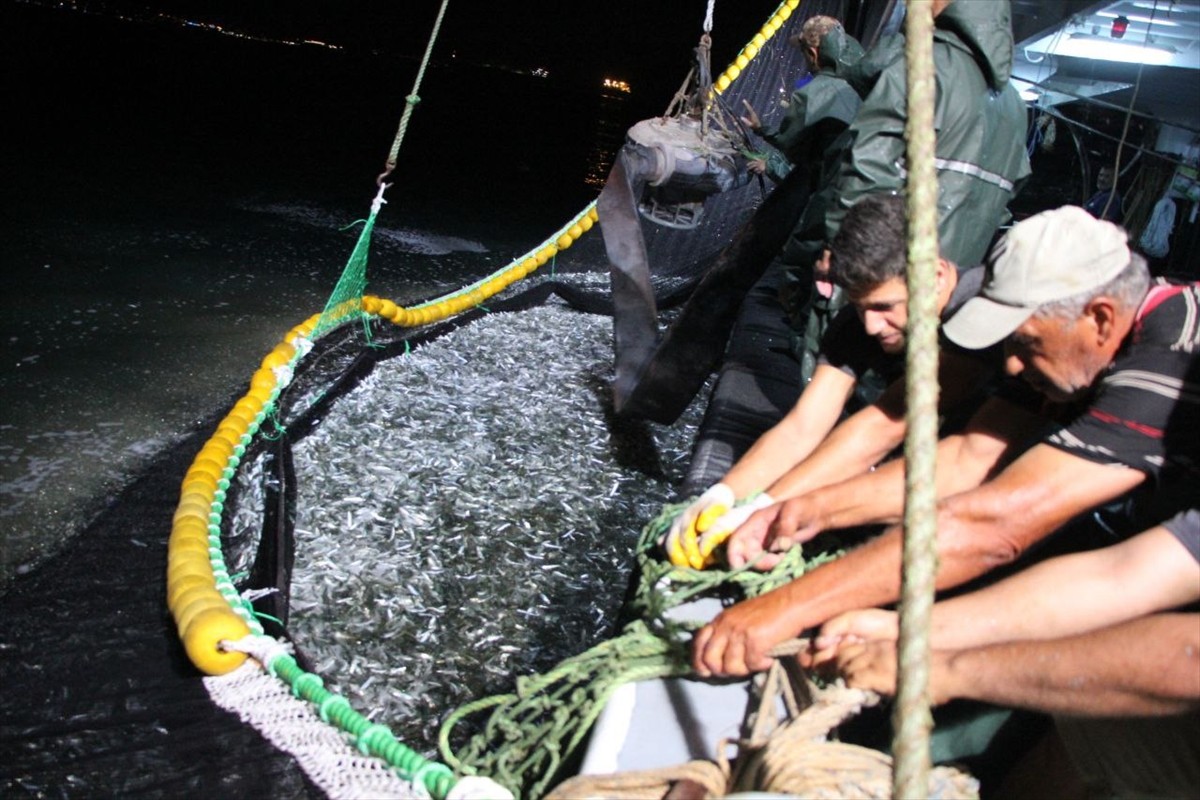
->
[726,504,786,570]
[835,641,898,695]
[726,496,824,570]
[740,99,763,132]
[692,588,803,677]
[813,248,835,299]
[837,641,954,705]
[806,608,898,668]
[694,493,774,568]
[747,158,768,175]
[661,484,735,569]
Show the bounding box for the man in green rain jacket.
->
[743,17,865,190]
[742,19,868,387]
[818,0,1031,269]
[769,0,1030,394]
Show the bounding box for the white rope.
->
[704,0,716,33]
[222,632,295,669]
[240,587,279,603]
[206,661,425,800]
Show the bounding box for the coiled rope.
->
[547,671,979,800]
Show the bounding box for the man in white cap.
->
[692,205,1200,679]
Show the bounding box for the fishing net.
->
[1,3,916,799]
[310,206,376,341]
[437,500,843,798]
[187,2,906,797]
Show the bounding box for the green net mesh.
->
[311,208,378,342]
[438,500,842,798]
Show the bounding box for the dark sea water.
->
[0,3,687,590]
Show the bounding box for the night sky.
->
[4,0,789,208]
[13,0,784,100]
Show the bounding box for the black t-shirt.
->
[817,265,988,383]
[1164,508,1200,564]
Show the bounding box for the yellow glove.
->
[662,484,735,569]
[694,492,775,568]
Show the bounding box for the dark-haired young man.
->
[664,193,1021,568]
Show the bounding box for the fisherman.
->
[677,14,867,495]
[672,0,1032,547]
[1084,163,1124,223]
[815,0,1031,270]
[740,15,863,188]
[748,16,867,389]
[664,193,1027,568]
[692,205,1200,680]
[766,0,1030,368]
[817,508,1200,798]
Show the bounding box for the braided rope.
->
[378,0,451,183]
[896,1,940,796]
[545,677,980,800]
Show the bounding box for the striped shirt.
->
[1046,281,1200,483]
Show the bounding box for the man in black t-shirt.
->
[664,194,1013,569]
[694,205,1200,678]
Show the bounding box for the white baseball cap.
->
[943,206,1131,350]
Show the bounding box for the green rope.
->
[439,621,689,799]
[439,501,843,798]
[379,0,451,182]
[311,0,451,342]
[894,2,940,797]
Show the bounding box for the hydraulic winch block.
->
[624,117,748,229]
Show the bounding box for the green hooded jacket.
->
[756,28,869,384]
[819,0,1031,268]
[758,27,865,185]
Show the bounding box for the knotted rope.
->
[547,664,979,800]
[377,0,451,185]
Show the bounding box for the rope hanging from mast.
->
[377,0,452,186]
[894,0,939,796]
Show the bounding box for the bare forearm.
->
[764,525,916,633]
[767,405,906,501]
[794,431,1007,535]
[724,415,833,498]
[765,364,1009,504]
[936,614,1200,716]
[723,367,852,498]
[929,527,1200,649]
[759,495,1046,636]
